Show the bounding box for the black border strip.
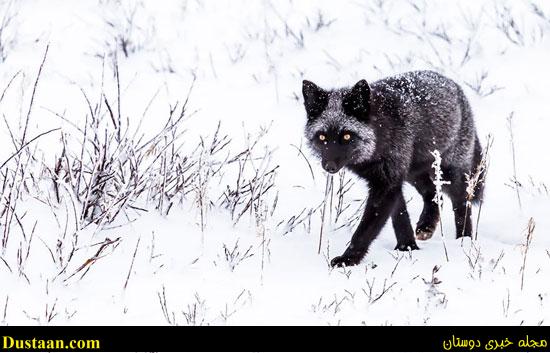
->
[0,326,548,352]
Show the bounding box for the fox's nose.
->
[323,161,338,174]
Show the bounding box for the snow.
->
[0,0,549,325]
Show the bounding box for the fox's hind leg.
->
[444,166,472,238]
[392,191,419,251]
[411,172,440,240]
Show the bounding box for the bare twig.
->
[507,112,522,210]
[474,135,493,240]
[21,44,49,147]
[0,128,60,171]
[318,174,333,254]
[157,285,175,325]
[520,218,535,291]
[123,237,141,290]
[431,150,450,262]
[2,295,7,322]
[290,143,315,182]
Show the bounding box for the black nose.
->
[324,161,338,174]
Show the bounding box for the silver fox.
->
[302,70,484,267]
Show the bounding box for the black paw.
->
[415,228,434,241]
[330,253,363,267]
[394,241,420,251]
[415,224,437,241]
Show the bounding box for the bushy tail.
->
[457,83,485,204]
[471,136,485,203]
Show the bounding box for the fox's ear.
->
[302,80,328,119]
[343,79,371,120]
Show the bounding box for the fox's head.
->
[302,79,377,174]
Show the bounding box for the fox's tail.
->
[470,136,485,204]
[457,83,485,204]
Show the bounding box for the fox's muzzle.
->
[323,160,341,174]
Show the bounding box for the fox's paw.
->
[415,223,438,240]
[456,232,472,239]
[395,241,420,251]
[415,229,434,241]
[330,253,363,268]
[415,217,439,241]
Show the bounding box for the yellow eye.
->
[319,134,326,141]
[343,133,351,141]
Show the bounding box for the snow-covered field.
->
[0,0,549,325]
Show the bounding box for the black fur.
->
[302,70,484,267]
[302,80,328,119]
[342,79,370,120]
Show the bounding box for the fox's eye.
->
[318,134,326,141]
[343,133,351,141]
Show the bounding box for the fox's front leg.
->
[331,185,402,267]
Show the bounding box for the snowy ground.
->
[0,0,549,325]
